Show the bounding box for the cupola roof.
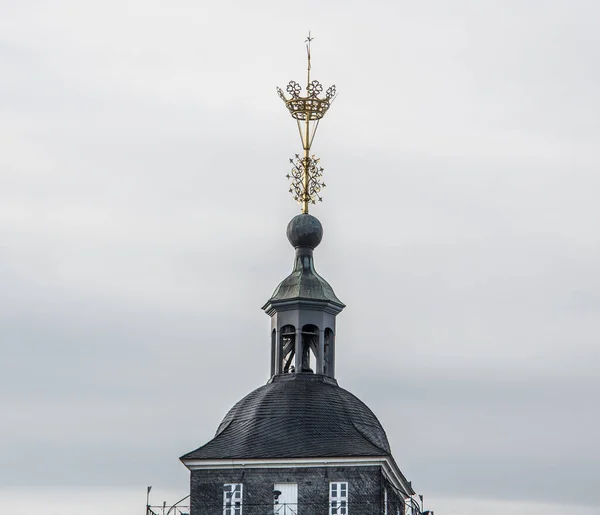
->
[180,374,390,462]
[262,213,344,312]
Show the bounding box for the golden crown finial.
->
[277,33,337,213]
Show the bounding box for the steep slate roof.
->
[181,374,391,461]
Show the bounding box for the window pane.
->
[223,484,242,515]
[330,482,349,515]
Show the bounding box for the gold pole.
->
[277,33,333,211]
[302,34,312,214]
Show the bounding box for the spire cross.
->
[305,32,313,81]
[277,34,336,213]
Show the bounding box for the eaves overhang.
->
[180,455,415,496]
[262,297,345,316]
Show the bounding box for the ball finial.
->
[287,214,323,249]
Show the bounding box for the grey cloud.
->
[2,0,600,513]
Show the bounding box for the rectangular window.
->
[384,488,388,515]
[223,483,243,515]
[330,481,348,515]
[274,483,298,514]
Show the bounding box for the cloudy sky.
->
[2,1,599,514]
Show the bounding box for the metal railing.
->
[146,495,432,515]
[147,494,190,515]
[274,504,299,515]
[147,505,189,515]
[147,498,427,515]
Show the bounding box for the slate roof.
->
[181,373,391,461]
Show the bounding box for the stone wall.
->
[190,465,404,515]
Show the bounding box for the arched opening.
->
[301,324,319,373]
[280,325,296,374]
[271,329,276,376]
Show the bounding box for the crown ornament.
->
[277,33,337,213]
[277,81,337,121]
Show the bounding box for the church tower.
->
[180,37,427,515]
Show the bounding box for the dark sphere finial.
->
[287,214,323,249]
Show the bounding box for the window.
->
[384,488,388,515]
[330,482,348,515]
[280,325,296,374]
[271,329,276,376]
[223,483,243,515]
[300,324,319,373]
[274,483,297,514]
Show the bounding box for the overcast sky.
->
[2,1,599,514]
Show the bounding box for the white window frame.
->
[274,483,298,514]
[223,483,243,515]
[330,481,348,515]
[384,488,388,515]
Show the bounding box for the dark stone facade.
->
[190,465,406,515]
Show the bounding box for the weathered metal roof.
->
[180,374,391,461]
[261,213,344,310]
[264,248,345,308]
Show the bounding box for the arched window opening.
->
[280,325,296,374]
[271,329,277,376]
[301,324,319,373]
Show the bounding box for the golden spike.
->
[302,31,313,213]
[277,33,336,213]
